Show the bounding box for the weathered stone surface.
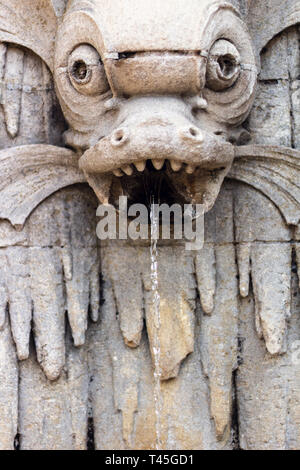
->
[0,0,300,452]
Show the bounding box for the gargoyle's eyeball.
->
[68,44,109,96]
[206,40,241,91]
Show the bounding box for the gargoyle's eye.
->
[68,44,109,96]
[206,39,241,91]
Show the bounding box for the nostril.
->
[189,127,198,137]
[180,126,203,143]
[111,129,128,147]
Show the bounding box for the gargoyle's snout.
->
[79,96,234,176]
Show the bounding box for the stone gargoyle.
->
[0,0,299,227]
[1,0,300,450]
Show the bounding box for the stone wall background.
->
[0,0,300,450]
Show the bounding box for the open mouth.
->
[78,121,235,210]
[108,159,228,208]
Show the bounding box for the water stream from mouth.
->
[150,199,163,450]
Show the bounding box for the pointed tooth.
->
[134,161,146,172]
[30,247,65,381]
[113,169,123,177]
[152,159,165,170]
[186,164,195,174]
[170,160,182,172]
[122,165,133,176]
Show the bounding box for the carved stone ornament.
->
[0,0,300,451]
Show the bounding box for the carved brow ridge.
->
[103,50,210,60]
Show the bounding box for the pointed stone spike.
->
[201,244,239,442]
[251,243,291,355]
[60,188,100,343]
[0,251,7,330]
[106,244,144,348]
[0,43,6,104]
[237,243,251,298]
[0,43,6,75]
[142,247,196,380]
[3,47,24,138]
[89,259,100,322]
[195,244,216,315]
[66,248,90,347]
[200,192,238,442]
[30,247,66,381]
[0,315,18,450]
[6,247,32,360]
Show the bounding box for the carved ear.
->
[247,0,300,68]
[0,0,62,71]
[0,144,86,229]
[229,145,300,226]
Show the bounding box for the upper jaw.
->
[78,127,235,176]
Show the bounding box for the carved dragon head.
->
[0,0,300,228]
[53,0,257,211]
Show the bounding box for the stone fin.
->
[0,1,58,71]
[0,144,85,228]
[6,247,32,360]
[231,145,300,226]
[194,244,216,315]
[30,247,66,381]
[251,243,292,355]
[107,245,144,348]
[3,47,24,138]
